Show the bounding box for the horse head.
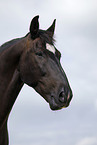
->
[19,16,73,110]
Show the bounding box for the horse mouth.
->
[48,93,72,111]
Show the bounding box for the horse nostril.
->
[59,91,66,103]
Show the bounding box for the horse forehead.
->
[46,43,55,54]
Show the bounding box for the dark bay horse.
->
[0,16,73,145]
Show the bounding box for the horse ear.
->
[30,15,39,39]
[46,19,56,37]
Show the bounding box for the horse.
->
[0,15,73,145]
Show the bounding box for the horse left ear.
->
[30,15,39,39]
[46,19,56,37]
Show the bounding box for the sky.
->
[0,0,97,145]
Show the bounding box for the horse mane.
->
[0,33,31,54]
[0,38,22,53]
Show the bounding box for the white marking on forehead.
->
[46,43,55,54]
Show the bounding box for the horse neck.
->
[0,36,28,128]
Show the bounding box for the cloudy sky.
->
[0,0,97,145]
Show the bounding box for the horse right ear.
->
[30,15,39,39]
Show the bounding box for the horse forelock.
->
[38,30,55,45]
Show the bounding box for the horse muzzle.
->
[49,90,73,111]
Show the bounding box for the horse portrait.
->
[0,16,73,145]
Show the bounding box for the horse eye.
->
[36,52,43,57]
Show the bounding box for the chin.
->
[49,103,70,111]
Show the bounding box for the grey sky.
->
[0,0,97,145]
